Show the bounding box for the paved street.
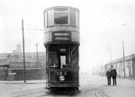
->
[0,74,135,97]
[81,74,135,97]
[0,80,45,97]
[102,78,135,97]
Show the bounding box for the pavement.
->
[0,80,46,97]
[99,76,135,97]
[0,80,46,84]
[80,74,135,97]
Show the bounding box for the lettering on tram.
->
[53,31,71,41]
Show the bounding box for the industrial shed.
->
[0,55,45,80]
[105,54,135,78]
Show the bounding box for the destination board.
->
[52,31,71,42]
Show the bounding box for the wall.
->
[8,69,45,80]
[105,59,135,78]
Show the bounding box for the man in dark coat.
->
[106,69,111,85]
[110,65,117,85]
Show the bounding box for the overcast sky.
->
[0,0,135,71]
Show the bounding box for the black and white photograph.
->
[0,0,135,97]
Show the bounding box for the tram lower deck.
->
[45,43,79,91]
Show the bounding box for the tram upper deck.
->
[43,6,80,45]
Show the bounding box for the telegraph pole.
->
[110,47,112,67]
[22,19,26,83]
[122,41,126,78]
[36,43,39,63]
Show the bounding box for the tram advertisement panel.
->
[52,31,71,42]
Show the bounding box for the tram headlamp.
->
[59,75,65,81]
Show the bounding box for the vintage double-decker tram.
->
[43,6,80,92]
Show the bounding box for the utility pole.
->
[22,19,26,83]
[110,48,112,67]
[36,43,39,63]
[122,41,126,78]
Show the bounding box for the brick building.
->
[0,53,46,80]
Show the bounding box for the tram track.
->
[12,83,108,97]
[95,86,108,97]
[78,83,108,97]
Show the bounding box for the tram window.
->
[44,11,47,27]
[48,9,54,26]
[70,9,76,26]
[54,13,68,24]
[54,8,69,24]
[48,52,58,67]
[76,11,79,27]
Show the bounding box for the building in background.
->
[16,44,21,53]
[13,44,21,54]
[104,54,135,78]
[0,52,46,80]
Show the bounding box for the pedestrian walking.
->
[106,69,111,85]
[110,65,117,85]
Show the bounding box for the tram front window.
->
[48,45,79,69]
[48,52,58,67]
[54,8,69,24]
[54,14,68,24]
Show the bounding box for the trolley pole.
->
[122,41,126,78]
[22,19,26,83]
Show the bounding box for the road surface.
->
[0,73,135,97]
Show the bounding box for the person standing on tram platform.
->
[106,68,111,85]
